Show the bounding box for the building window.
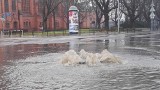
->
[39,22,42,27]
[22,0,30,13]
[38,1,43,15]
[5,22,10,28]
[23,21,31,28]
[55,21,59,28]
[4,0,9,12]
[0,0,2,13]
[29,22,31,27]
[26,22,28,27]
[23,22,25,27]
[13,21,18,29]
[12,0,16,12]
[55,7,60,16]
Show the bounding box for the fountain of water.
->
[60,49,121,66]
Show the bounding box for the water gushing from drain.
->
[60,49,121,66]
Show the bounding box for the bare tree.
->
[110,9,122,27]
[75,0,92,29]
[94,0,118,30]
[154,0,160,20]
[142,0,151,27]
[91,0,103,29]
[39,0,63,32]
[110,0,122,27]
[120,0,145,28]
[61,0,74,29]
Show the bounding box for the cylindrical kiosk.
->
[69,6,79,34]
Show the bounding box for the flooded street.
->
[0,32,160,90]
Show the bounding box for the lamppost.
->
[150,0,155,31]
[117,0,120,33]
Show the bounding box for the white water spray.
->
[60,49,121,66]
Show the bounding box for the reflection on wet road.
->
[0,43,69,61]
[1,32,160,90]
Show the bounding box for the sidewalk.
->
[1,28,159,39]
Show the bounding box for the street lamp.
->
[117,0,120,33]
[150,0,155,31]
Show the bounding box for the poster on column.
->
[69,11,79,34]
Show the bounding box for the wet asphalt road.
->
[0,31,160,90]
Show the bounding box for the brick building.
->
[0,0,95,32]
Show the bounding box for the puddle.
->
[0,43,69,61]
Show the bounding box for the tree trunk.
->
[66,13,69,30]
[96,18,101,29]
[130,18,135,28]
[42,20,45,32]
[53,11,56,31]
[42,19,47,32]
[104,14,109,30]
[96,13,101,29]
[114,9,118,27]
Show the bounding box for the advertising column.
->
[69,6,79,34]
